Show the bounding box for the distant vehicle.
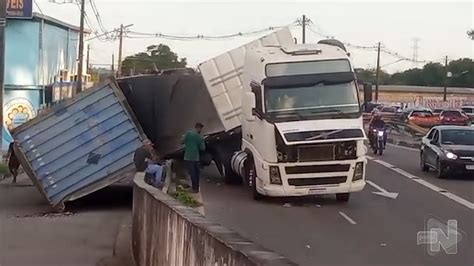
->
[379,106,398,114]
[461,106,474,120]
[407,109,439,128]
[402,107,431,120]
[371,128,386,155]
[420,126,474,178]
[439,110,470,126]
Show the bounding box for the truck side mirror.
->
[243,92,256,122]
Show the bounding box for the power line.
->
[125,22,297,41]
[89,0,108,37]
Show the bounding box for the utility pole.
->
[375,42,381,102]
[0,0,6,144]
[86,44,90,75]
[117,24,123,77]
[443,55,448,101]
[76,0,86,95]
[111,53,115,75]
[116,24,133,77]
[302,14,306,44]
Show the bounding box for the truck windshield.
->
[264,81,360,118]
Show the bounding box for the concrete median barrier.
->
[132,173,296,266]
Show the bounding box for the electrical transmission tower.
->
[412,38,420,68]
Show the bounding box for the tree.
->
[121,44,187,76]
[354,68,390,84]
[359,58,473,88]
[468,29,474,40]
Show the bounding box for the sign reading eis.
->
[7,0,33,19]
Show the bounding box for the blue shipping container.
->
[13,80,145,210]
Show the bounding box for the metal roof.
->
[13,80,144,209]
[9,12,90,33]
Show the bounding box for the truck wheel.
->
[336,193,350,202]
[246,159,263,200]
[214,149,241,185]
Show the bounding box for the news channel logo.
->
[417,216,463,256]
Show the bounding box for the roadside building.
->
[5,13,90,131]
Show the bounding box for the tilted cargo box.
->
[13,79,146,210]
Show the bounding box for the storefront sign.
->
[7,0,33,19]
[4,98,36,129]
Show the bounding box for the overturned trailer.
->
[12,80,146,210]
[117,70,242,174]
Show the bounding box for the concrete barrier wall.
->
[132,173,297,266]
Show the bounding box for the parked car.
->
[379,106,399,114]
[461,106,474,120]
[408,109,439,128]
[439,110,470,126]
[402,107,431,120]
[420,126,474,178]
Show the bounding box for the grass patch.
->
[0,163,9,175]
[171,185,202,208]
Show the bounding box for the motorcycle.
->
[371,128,386,155]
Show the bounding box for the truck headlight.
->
[445,152,458,160]
[269,166,282,185]
[353,162,364,181]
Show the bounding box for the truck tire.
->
[214,149,241,185]
[245,158,263,200]
[336,193,350,202]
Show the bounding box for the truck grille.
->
[286,164,350,174]
[288,176,347,186]
[298,145,334,162]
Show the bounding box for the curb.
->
[387,137,421,149]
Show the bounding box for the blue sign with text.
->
[7,0,33,19]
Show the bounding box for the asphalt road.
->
[0,175,132,266]
[200,145,474,266]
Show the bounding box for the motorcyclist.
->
[369,111,387,146]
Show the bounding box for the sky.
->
[34,0,473,73]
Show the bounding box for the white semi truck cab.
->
[231,42,367,201]
[198,28,366,201]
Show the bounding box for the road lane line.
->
[368,158,474,210]
[387,143,419,152]
[366,180,387,192]
[339,211,357,225]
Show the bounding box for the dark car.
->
[420,126,474,178]
[439,110,470,126]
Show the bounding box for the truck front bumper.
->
[255,158,367,197]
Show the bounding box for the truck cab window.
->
[251,82,263,114]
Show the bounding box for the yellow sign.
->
[4,98,36,130]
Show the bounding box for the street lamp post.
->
[443,70,469,101]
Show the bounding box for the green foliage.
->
[468,29,474,40]
[356,58,473,88]
[172,186,202,208]
[121,44,187,76]
[0,163,9,175]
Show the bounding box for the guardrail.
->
[132,172,297,266]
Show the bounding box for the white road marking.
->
[368,158,474,210]
[366,180,399,199]
[387,143,419,152]
[339,211,357,225]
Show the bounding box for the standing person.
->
[7,142,20,184]
[183,123,205,193]
[133,139,164,187]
